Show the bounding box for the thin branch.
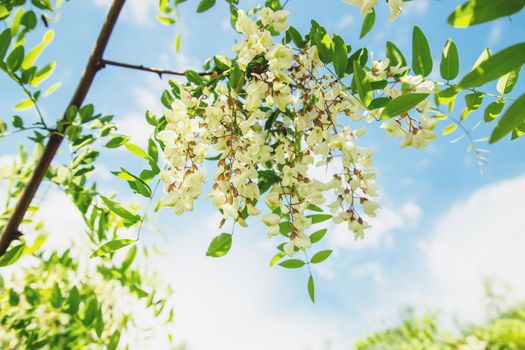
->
[0,0,127,257]
[100,58,212,77]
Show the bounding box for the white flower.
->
[387,0,403,22]
[284,240,295,256]
[344,0,379,16]
[261,213,280,227]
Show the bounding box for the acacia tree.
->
[0,0,524,345]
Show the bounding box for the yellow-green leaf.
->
[13,98,35,111]
[91,239,136,258]
[22,30,54,70]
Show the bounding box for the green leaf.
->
[484,100,505,122]
[83,298,97,326]
[113,168,152,198]
[43,82,61,97]
[125,143,151,160]
[0,244,25,267]
[307,275,315,303]
[310,229,327,244]
[206,233,232,257]
[279,259,305,268]
[105,134,129,148]
[121,245,137,271]
[352,61,372,107]
[307,203,323,212]
[66,286,81,314]
[95,310,104,337]
[442,123,457,135]
[490,93,525,143]
[108,330,121,350]
[90,239,136,258]
[386,41,407,68]
[307,214,332,224]
[448,0,525,27]
[310,250,332,264]
[6,45,24,72]
[22,29,54,70]
[31,61,56,86]
[368,97,392,110]
[175,32,182,52]
[32,0,54,11]
[412,26,433,77]
[285,27,304,48]
[458,43,525,89]
[148,138,159,162]
[279,221,292,235]
[440,39,459,80]
[156,15,176,25]
[497,67,521,95]
[12,115,24,128]
[465,92,484,111]
[0,28,11,61]
[360,8,375,39]
[380,93,429,119]
[100,196,141,224]
[160,90,174,108]
[332,34,348,78]
[197,0,216,13]
[269,251,285,267]
[9,289,20,306]
[13,98,35,111]
[50,282,63,308]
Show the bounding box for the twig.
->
[0,0,127,257]
[100,58,212,78]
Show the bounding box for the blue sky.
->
[2,0,525,349]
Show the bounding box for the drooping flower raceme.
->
[155,6,437,261]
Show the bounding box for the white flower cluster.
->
[364,58,439,149]
[344,0,403,22]
[158,7,381,256]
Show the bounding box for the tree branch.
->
[100,58,211,77]
[0,0,127,257]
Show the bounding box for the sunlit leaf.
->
[90,239,136,258]
[279,259,305,268]
[0,244,25,267]
[459,43,525,89]
[412,26,433,77]
[448,0,525,27]
[490,93,525,143]
[310,250,332,264]
[381,93,429,119]
[440,39,459,80]
[206,233,232,257]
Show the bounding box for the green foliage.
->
[490,93,525,143]
[448,0,525,27]
[458,43,525,89]
[381,93,429,119]
[206,233,233,257]
[0,250,175,349]
[354,303,525,350]
[440,39,459,81]
[360,9,375,39]
[412,26,432,77]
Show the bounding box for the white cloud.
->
[402,0,429,17]
[336,14,355,30]
[351,262,386,284]
[329,201,422,251]
[487,22,503,46]
[148,211,350,350]
[419,174,525,322]
[34,190,88,252]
